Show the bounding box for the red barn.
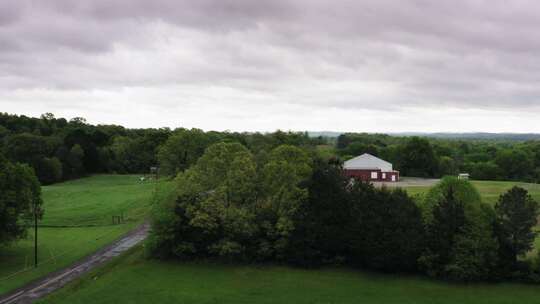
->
[343,153,399,182]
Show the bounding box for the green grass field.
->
[405,179,540,256]
[40,246,540,304]
[0,175,172,295]
[403,180,540,205]
[7,176,540,303]
[40,175,160,226]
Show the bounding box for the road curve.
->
[0,223,150,304]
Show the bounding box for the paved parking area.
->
[372,177,440,188]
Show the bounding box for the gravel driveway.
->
[372,177,440,188]
[0,223,149,304]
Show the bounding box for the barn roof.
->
[343,153,393,172]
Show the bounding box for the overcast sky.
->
[1,0,540,132]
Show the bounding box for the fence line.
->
[0,179,166,283]
[0,222,132,282]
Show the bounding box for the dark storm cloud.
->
[1,0,540,128]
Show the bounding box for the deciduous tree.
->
[495,187,539,267]
[0,154,43,245]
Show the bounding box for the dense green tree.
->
[345,142,379,157]
[420,177,498,281]
[494,187,539,268]
[495,149,534,180]
[66,144,86,178]
[438,156,457,176]
[4,133,52,165]
[4,133,62,183]
[148,143,313,262]
[64,128,101,173]
[157,129,212,176]
[464,161,502,180]
[35,157,63,185]
[148,142,260,260]
[0,154,43,245]
[0,125,9,139]
[398,137,438,177]
[349,185,425,272]
[257,145,312,259]
[286,159,352,266]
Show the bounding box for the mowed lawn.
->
[0,175,172,295]
[404,179,540,256]
[40,175,160,226]
[40,178,540,304]
[40,247,540,304]
[403,179,540,205]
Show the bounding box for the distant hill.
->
[308,131,540,141]
[392,132,540,141]
[307,131,344,138]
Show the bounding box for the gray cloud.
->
[1,0,540,131]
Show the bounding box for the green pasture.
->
[40,175,159,226]
[405,179,540,256]
[0,175,172,295]
[40,246,540,304]
[404,180,540,205]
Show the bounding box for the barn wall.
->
[344,169,399,182]
[344,169,381,181]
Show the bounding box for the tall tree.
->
[286,159,352,266]
[420,177,498,281]
[349,185,425,272]
[157,129,212,176]
[495,149,534,180]
[398,137,438,177]
[495,187,539,266]
[0,154,43,245]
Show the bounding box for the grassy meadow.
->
[404,179,540,256]
[40,175,160,227]
[5,174,540,303]
[0,175,172,295]
[40,246,540,304]
[37,177,540,304]
[403,179,540,205]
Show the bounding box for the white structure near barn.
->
[458,173,470,180]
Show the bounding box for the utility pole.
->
[34,202,38,268]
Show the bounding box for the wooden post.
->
[34,205,38,268]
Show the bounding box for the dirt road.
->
[0,223,150,304]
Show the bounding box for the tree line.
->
[3,113,540,186]
[2,112,540,283]
[336,133,540,182]
[148,141,540,283]
[0,112,323,185]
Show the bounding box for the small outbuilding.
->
[343,153,399,182]
[458,173,470,180]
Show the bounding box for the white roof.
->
[343,153,393,172]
